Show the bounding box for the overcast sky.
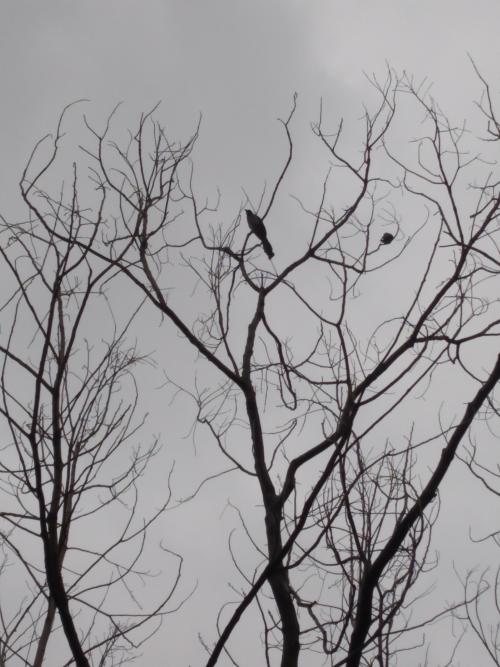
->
[2,2,500,665]
[2,1,500,195]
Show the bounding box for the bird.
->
[245,210,274,259]
[380,232,395,245]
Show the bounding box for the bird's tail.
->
[262,238,274,259]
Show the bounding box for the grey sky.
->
[2,1,499,189]
[1,2,500,665]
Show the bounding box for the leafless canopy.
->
[1,66,500,666]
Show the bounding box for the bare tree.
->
[0,156,183,666]
[4,64,500,666]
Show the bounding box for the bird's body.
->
[245,210,274,259]
[380,232,394,245]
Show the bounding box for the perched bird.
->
[380,232,395,245]
[245,210,274,259]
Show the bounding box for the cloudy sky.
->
[1,2,500,665]
[2,1,499,199]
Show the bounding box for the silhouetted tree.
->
[3,65,500,666]
[0,154,184,665]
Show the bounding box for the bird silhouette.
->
[380,232,394,245]
[245,210,274,259]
